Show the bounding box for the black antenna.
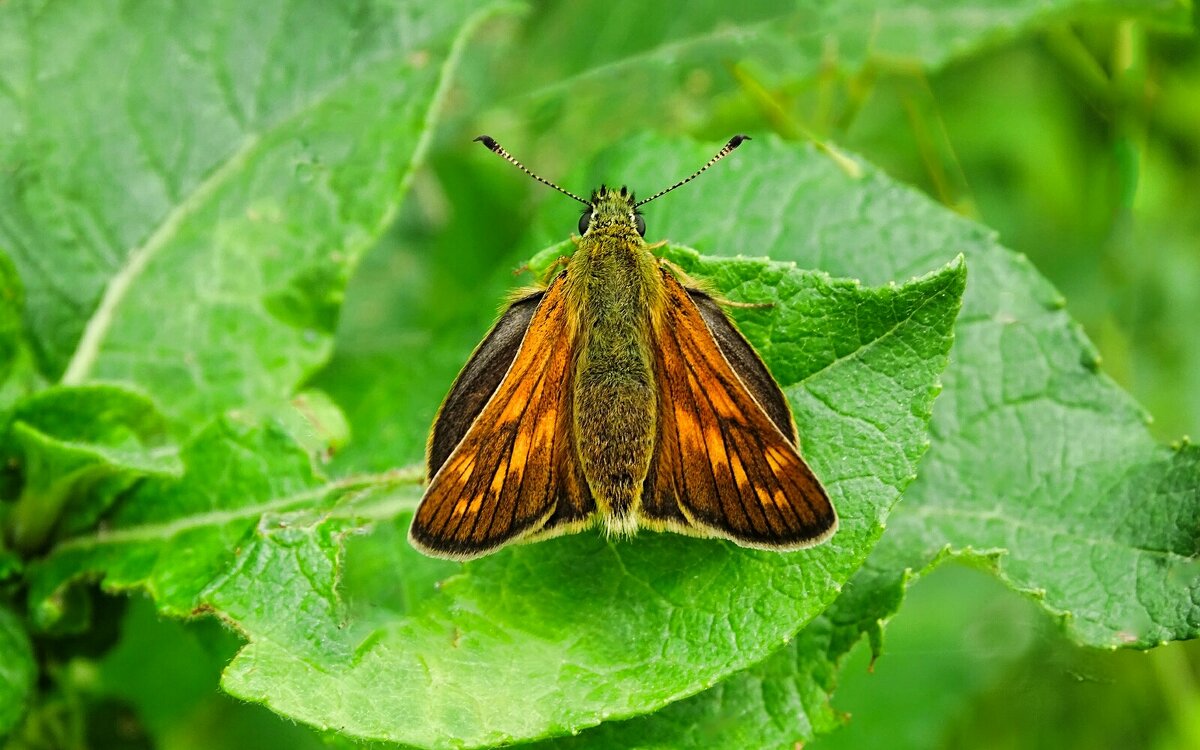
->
[635,135,750,208]
[474,136,589,205]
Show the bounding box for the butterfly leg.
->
[720,299,773,309]
[511,253,572,282]
[656,256,773,309]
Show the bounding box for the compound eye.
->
[578,207,593,235]
[634,213,646,237]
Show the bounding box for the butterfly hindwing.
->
[642,269,837,549]
[411,273,594,559]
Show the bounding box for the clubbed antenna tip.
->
[473,135,499,150]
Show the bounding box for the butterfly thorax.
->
[566,187,663,536]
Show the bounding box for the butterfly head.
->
[578,185,646,238]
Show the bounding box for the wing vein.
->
[680,336,760,534]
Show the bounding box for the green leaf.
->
[27,254,964,747]
[525,608,847,750]
[23,416,360,637]
[1,385,180,555]
[578,134,1199,650]
[0,0,515,428]
[225,255,962,747]
[0,603,34,736]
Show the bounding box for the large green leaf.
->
[0,0,513,427]
[311,134,1197,750]
[27,252,964,747]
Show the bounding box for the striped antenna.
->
[635,135,751,207]
[474,136,589,205]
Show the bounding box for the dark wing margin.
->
[427,290,544,477]
[642,270,836,550]
[411,274,594,559]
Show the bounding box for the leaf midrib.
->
[907,502,1196,564]
[50,468,423,552]
[58,4,510,386]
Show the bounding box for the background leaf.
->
[0,0,512,429]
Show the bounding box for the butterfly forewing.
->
[688,290,796,441]
[427,290,543,474]
[643,270,836,549]
[410,273,592,559]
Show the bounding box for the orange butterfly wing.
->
[409,273,593,559]
[642,270,837,549]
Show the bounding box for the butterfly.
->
[409,135,836,559]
